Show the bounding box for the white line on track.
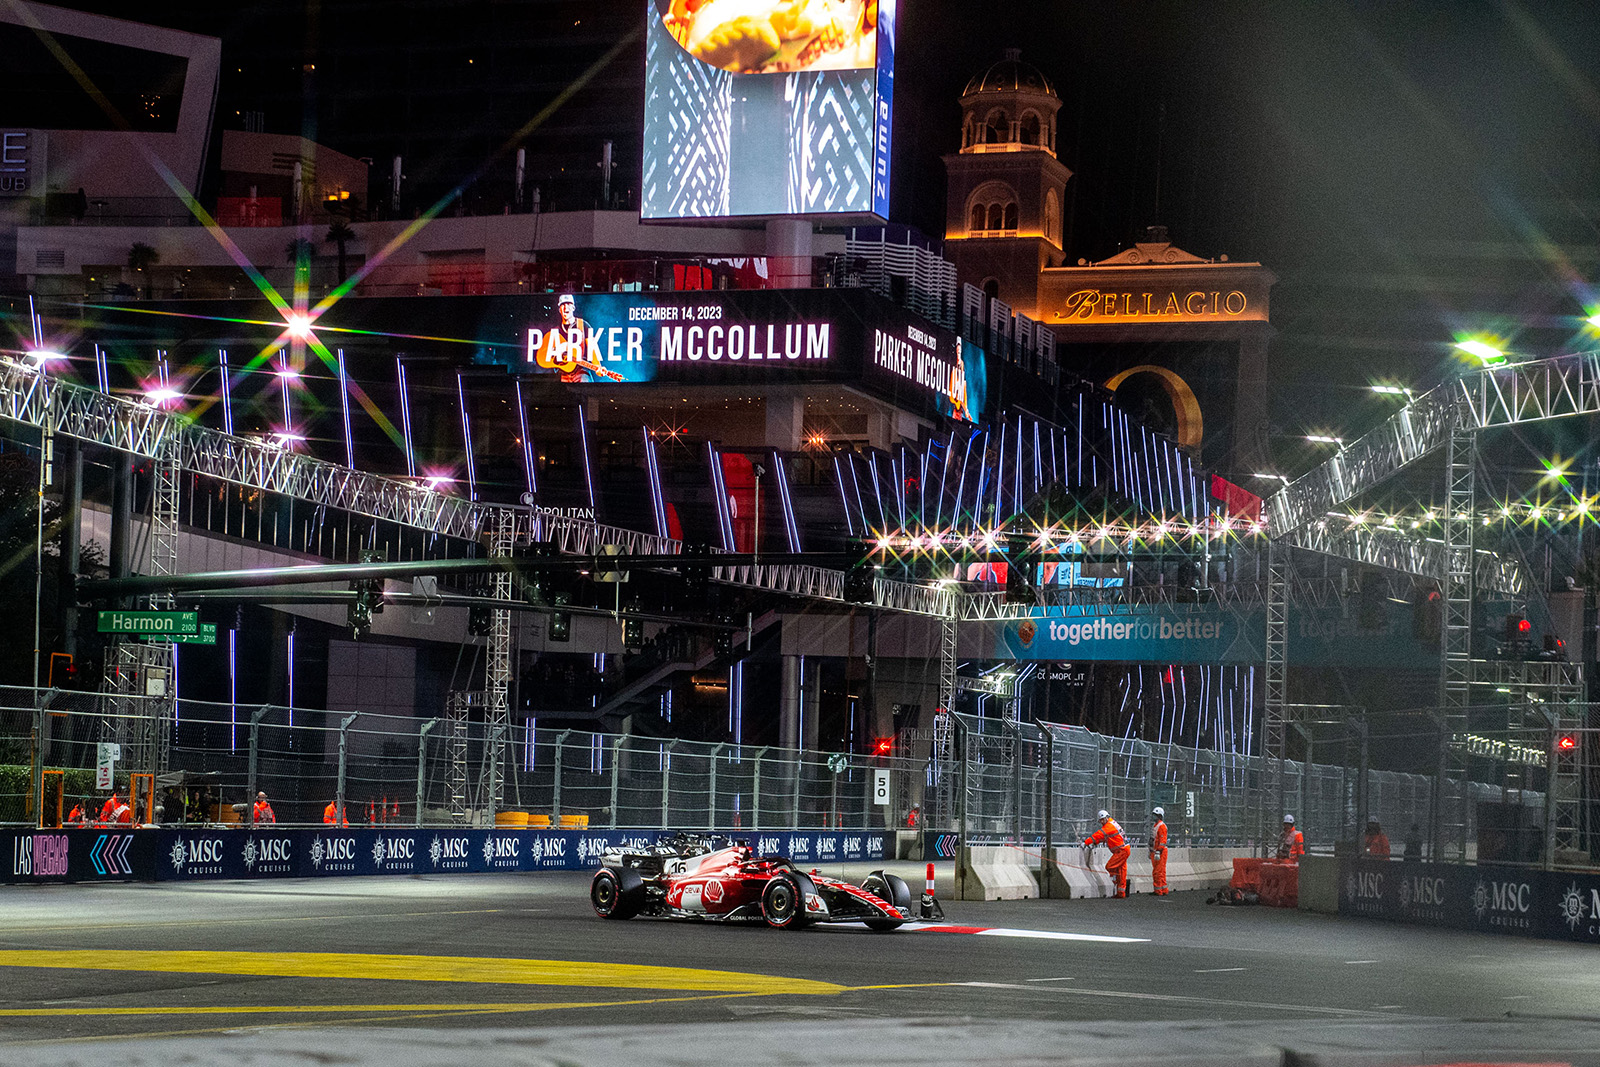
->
[1344,960,1380,965]
[947,982,1405,1018]
[913,926,1148,944]
[1024,977,1076,982]
[1194,967,1246,973]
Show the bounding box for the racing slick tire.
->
[761,873,811,929]
[591,866,645,920]
[861,870,912,931]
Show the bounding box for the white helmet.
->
[1283,814,1295,824]
[1097,809,1110,820]
[1152,806,1165,817]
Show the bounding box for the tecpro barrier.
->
[1339,857,1600,945]
[3,828,891,884]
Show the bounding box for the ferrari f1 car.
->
[589,833,914,930]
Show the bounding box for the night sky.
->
[29,0,1600,477]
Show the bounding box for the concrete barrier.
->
[1297,855,1339,913]
[1042,845,1248,898]
[957,845,1039,900]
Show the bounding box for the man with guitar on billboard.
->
[531,294,625,383]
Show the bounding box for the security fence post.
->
[1042,727,1054,898]
[792,747,802,830]
[486,723,506,826]
[415,718,439,827]
[661,740,677,830]
[31,692,47,829]
[336,713,356,827]
[246,705,271,824]
[610,733,626,829]
[752,746,769,832]
[956,715,969,899]
[552,730,570,820]
[708,743,725,830]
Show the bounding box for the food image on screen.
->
[659,0,876,74]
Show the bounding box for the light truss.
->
[1268,351,1600,536]
[1277,518,1530,595]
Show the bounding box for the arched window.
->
[983,278,1000,300]
[985,109,1007,144]
[962,117,974,148]
[1003,202,1018,230]
[1019,112,1040,146]
[1044,188,1060,245]
[970,203,986,232]
[987,203,1004,231]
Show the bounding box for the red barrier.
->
[1259,861,1299,908]
[1230,857,1264,892]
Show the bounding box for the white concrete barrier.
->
[1044,845,1248,897]
[958,845,1040,900]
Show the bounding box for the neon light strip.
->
[286,628,295,730]
[396,359,416,478]
[337,349,354,468]
[576,406,596,512]
[94,344,108,394]
[867,451,887,531]
[644,427,667,538]
[515,380,537,496]
[953,432,975,535]
[278,350,292,434]
[772,448,801,552]
[708,444,733,550]
[847,453,870,537]
[832,454,855,536]
[457,373,477,500]
[218,350,233,436]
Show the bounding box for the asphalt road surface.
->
[1,872,1598,1065]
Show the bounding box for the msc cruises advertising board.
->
[642,0,896,220]
[521,289,987,423]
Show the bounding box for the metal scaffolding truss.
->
[483,509,515,814]
[709,562,957,618]
[1268,351,1600,536]
[1261,542,1290,855]
[444,690,476,821]
[1275,521,1529,595]
[0,359,181,459]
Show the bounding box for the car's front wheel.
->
[761,875,805,929]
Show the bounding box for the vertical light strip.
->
[708,443,734,550]
[797,654,805,752]
[832,454,855,536]
[277,350,293,433]
[993,422,1007,521]
[218,349,234,436]
[953,431,975,535]
[644,427,668,538]
[846,454,870,536]
[772,448,801,552]
[867,451,887,531]
[396,359,417,478]
[337,348,354,468]
[286,627,295,730]
[515,380,537,497]
[228,628,237,752]
[576,405,596,512]
[457,373,478,500]
[94,344,109,394]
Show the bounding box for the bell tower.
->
[942,49,1073,319]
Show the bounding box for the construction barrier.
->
[2,827,892,884]
[957,844,1039,899]
[1047,846,1245,898]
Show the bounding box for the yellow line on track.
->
[0,992,779,1018]
[0,950,844,995]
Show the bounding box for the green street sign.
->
[154,623,218,646]
[97,610,199,635]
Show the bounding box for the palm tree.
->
[127,242,159,299]
[285,237,315,288]
[324,220,355,284]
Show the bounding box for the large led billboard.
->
[641,0,896,221]
[520,288,986,424]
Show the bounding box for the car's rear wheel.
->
[761,875,804,929]
[591,866,644,919]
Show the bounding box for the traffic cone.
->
[919,861,944,920]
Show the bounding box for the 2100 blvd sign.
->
[97,610,199,635]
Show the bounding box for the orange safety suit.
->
[1149,818,1169,895]
[67,804,86,827]
[110,800,132,825]
[253,799,276,825]
[323,801,348,827]
[1084,816,1132,898]
[1362,831,1390,858]
[1278,826,1304,862]
[98,794,120,825]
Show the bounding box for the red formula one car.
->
[589,833,915,931]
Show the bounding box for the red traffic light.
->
[1557,735,1579,751]
[873,737,893,755]
[1518,618,1532,634]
